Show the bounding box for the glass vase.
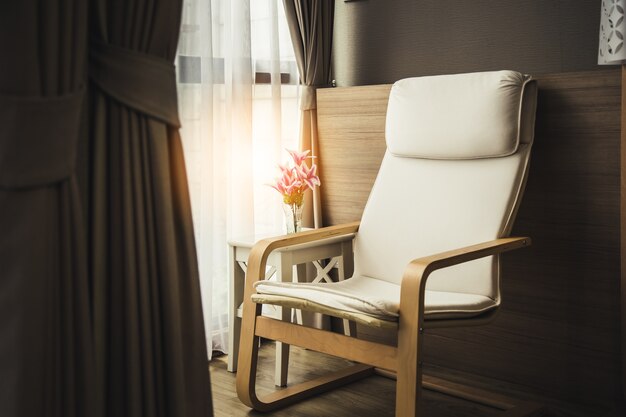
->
[283,202,304,234]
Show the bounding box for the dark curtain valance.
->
[89,42,180,127]
[0,89,84,188]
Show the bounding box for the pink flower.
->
[270,148,321,206]
[296,162,320,189]
[286,149,311,166]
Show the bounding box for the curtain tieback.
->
[300,86,317,110]
[300,84,333,111]
[0,89,84,189]
[89,41,181,128]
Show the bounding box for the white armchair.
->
[236,70,537,416]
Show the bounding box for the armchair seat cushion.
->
[253,276,498,327]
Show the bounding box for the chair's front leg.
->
[235,244,268,409]
[396,261,429,417]
[274,251,293,387]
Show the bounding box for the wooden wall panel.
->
[316,70,622,410]
[317,84,390,226]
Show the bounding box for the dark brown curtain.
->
[0,2,95,417]
[282,0,334,229]
[88,1,213,416]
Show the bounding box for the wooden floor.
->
[209,342,619,417]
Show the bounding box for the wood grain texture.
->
[484,69,621,407]
[316,69,623,411]
[621,65,626,403]
[255,316,398,371]
[317,84,390,225]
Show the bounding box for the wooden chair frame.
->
[236,221,531,416]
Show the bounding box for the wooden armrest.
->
[396,236,531,384]
[237,221,360,408]
[407,236,530,279]
[245,221,360,288]
[399,236,531,322]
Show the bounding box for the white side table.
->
[227,231,355,387]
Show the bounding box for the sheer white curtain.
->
[176,0,300,358]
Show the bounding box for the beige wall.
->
[333,0,602,86]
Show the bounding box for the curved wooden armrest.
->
[245,221,360,290]
[406,236,530,283]
[399,236,531,324]
[237,221,360,408]
[395,236,532,408]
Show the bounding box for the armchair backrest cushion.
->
[386,70,533,159]
[353,71,537,301]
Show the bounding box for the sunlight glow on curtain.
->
[177,0,300,357]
